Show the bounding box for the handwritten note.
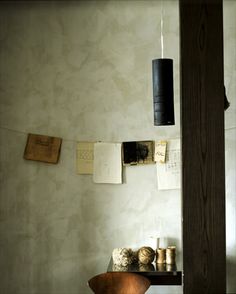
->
[93,142,122,184]
[156,139,181,190]
[155,141,167,163]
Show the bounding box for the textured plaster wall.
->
[224,1,236,293]
[0,1,181,294]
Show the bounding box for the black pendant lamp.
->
[152,58,175,126]
[152,4,175,126]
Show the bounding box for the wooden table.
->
[107,258,182,286]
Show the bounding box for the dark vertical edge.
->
[180,0,226,293]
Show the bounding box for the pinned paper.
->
[123,141,154,165]
[156,139,181,190]
[155,141,167,163]
[76,142,94,174]
[93,142,122,184]
[24,133,62,164]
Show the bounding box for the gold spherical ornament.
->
[138,246,155,265]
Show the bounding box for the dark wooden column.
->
[180,0,226,293]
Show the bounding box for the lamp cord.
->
[161,1,164,58]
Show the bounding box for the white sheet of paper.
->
[93,142,122,184]
[156,139,181,190]
[155,141,167,163]
[76,142,94,174]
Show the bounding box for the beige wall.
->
[0,1,181,294]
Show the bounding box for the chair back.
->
[88,272,150,294]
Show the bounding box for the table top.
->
[107,258,182,285]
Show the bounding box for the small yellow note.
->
[155,141,167,163]
[76,142,94,174]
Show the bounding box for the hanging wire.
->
[161,0,164,58]
[1,125,235,142]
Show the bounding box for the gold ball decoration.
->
[138,246,155,265]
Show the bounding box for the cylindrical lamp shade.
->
[152,58,175,125]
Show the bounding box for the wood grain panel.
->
[180,0,226,293]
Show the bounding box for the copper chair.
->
[88,272,151,294]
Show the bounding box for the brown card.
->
[24,133,62,164]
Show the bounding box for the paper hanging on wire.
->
[156,139,181,190]
[76,142,94,174]
[154,140,167,163]
[93,142,122,184]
